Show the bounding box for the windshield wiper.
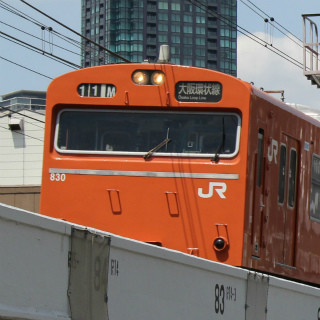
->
[144,138,172,160]
[211,117,225,162]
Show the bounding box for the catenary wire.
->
[20,0,131,63]
[239,0,304,49]
[0,0,96,66]
[0,20,81,58]
[1,0,116,66]
[243,0,303,43]
[0,124,44,142]
[0,0,43,28]
[0,106,45,124]
[0,30,81,69]
[188,0,304,70]
[239,0,319,67]
[0,55,53,80]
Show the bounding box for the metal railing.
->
[302,14,320,87]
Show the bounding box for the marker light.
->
[151,71,165,85]
[132,71,149,85]
[213,237,228,251]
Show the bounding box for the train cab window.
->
[288,148,297,208]
[278,144,287,204]
[310,154,320,221]
[55,109,241,158]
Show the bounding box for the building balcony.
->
[208,31,218,38]
[147,15,157,23]
[146,37,157,45]
[147,4,156,11]
[207,42,217,50]
[146,48,157,56]
[146,26,156,34]
[208,53,217,60]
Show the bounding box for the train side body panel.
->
[243,89,320,285]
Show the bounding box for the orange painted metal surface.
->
[40,63,320,285]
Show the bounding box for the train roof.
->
[250,84,320,127]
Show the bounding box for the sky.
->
[0,0,319,109]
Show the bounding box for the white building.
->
[0,91,45,212]
[0,91,45,186]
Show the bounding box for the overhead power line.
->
[188,0,304,70]
[0,1,102,66]
[20,0,131,63]
[0,55,53,80]
[242,0,303,43]
[0,124,43,142]
[0,20,81,58]
[0,105,45,124]
[239,0,303,49]
[0,30,81,69]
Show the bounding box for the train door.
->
[252,128,266,258]
[276,134,298,266]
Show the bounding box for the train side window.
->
[256,129,264,187]
[278,144,287,204]
[288,148,297,208]
[310,154,320,221]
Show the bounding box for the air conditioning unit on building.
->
[8,117,23,131]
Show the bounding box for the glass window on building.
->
[196,48,206,56]
[171,24,180,33]
[131,43,143,51]
[132,54,143,62]
[158,1,168,10]
[184,15,192,23]
[196,26,205,35]
[171,2,180,11]
[158,12,168,20]
[196,37,205,45]
[183,26,192,34]
[184,37,192,45]
[196,16,205,24]
[183,46,192,55]
[195,59,206,67]
[171,46,180,55]
[171,35,180,44]
[171,57,180,64]
[171,13,180,22]
[220,39,230,47]
[159,34,168,42]
[184,4,192,12]
[183,58,192,65]
[158,23,168,32]
[220,28,231,37]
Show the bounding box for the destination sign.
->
[175,81,222,102]
[78,83,116,98]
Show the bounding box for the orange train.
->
[41,62,320,285]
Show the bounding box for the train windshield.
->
[55,109,241,158]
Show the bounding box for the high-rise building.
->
[81,0,237,76]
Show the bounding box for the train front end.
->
[41,62,251,266]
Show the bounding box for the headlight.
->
[151,71,165,85]
[132,71,149,85]
[132,70,165,86]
